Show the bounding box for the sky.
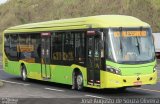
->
[0,0,8,4]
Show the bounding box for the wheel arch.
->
[71,64,87,86]
[72,68,81,76]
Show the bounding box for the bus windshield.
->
[108,28,155,64]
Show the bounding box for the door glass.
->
[46,38,50,63]
[94,37,101,84]
[41,38,45,63]
[94,38,101,69]
[87,36,101,85]
[41,36,51,79]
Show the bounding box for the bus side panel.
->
[26,63,42,80]
[4,61,21,76]
[100,70,106,88]
[3,61,14,75]
[50,65,72,85]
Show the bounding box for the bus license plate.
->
[133,81,142,85]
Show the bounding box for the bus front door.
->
[86,36,101,86]
[41,34,51,79]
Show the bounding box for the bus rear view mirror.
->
[86,30,96,36]
[86,30,101,36]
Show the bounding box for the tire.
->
[21,65,28,81]
[72,72,76,90]
[76,72,83,91]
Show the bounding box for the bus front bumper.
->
[101,71,157,88]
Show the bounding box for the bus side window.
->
[63,32,74,61]
[30,34,41,63]
[10,34,18,61]
[4,35,10,59]
[52,33,62,61]
[19,34,30,60]
[75,32,85,64]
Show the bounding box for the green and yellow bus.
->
[2,15,157,90]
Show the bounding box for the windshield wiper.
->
[136,36,140,54]
[119,28,123,56]
[120,35,123,54]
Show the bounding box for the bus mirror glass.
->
[86,30,96,36]
[41,32,51,37]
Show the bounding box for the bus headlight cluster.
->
[153,66,157,73]
[153,68,156,72]
[153,65,158,73]
[106,66,121,75]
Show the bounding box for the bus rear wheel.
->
[21,65,28,81]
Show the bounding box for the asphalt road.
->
[0,57,160,104]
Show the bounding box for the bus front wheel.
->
[76,73,83,91]
[21,65,28,81]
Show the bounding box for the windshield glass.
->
[108,28,155,64]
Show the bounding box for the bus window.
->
[30,34,41,63]
[52,33,62,61]
[4,35,10,59]
[19,34,31,61]
[63,32,74,61]
[19,34,29,45]
[75,32,85,64]
[10,34,18,61]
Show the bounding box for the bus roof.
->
[4,15,150,33]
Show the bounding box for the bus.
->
[2,15,157,90]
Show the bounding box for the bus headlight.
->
[153,66,157,73]
[153,65,158,72]
[153,68,156,72]
[107,66,121,75]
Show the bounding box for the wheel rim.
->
[77,75,83,89]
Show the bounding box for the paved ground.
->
[0,57,160,104]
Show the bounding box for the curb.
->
[0,81,3,87]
